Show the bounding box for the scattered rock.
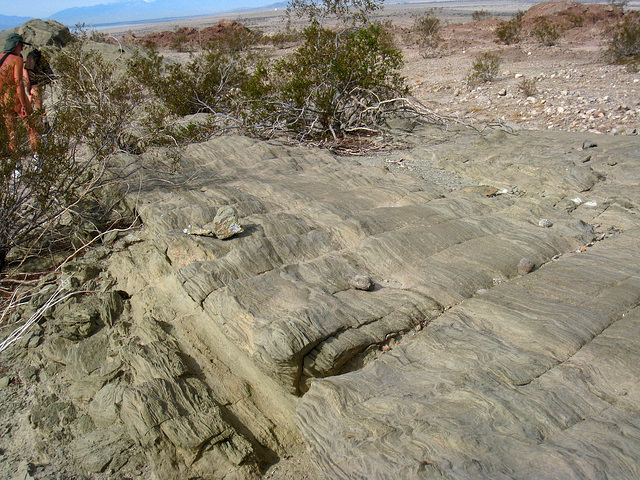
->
[538,218,553,228]
[462,185,500,197]
[348,274,374,291]
[517,258,536,275]
[582,140,598,149]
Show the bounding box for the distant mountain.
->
[49,0,279,27]
[0,14,32,32]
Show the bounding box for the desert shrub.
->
[263,28,303,46]
[134,0,408,141]
[170,27,191,52]
[603,13,640,70]
[411,9,442,58]
[472,10,491,21]
[513,10,527,23]
[532,21,562,46]
[258,0,409,139]
[0,37,153,269]
[287,0,383,25]
[130,0,407,143]
[251,20,407,139]
[517,77,538,97]
[566,12,585,28]
[495,19,521,44]
[467,52,501,86]
[131,29,260,117]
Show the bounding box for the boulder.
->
[18,19,72,48]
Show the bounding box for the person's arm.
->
[14,56,31,115]
[22,64,32,101]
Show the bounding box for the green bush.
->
[513,10,527,23]
[262,28,303,47]
[133,0,408,142]
[604,12,640,70]
[130,29,261,117]
[472,10,491,21]
[495,19,521,45]
[532,21,562,46]
[411,9,442,58]
[253,21,407,139]
[566,12,585,28]
[467,52,501,86]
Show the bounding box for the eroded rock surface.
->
[1,124,639,480]
[297,127,640,479]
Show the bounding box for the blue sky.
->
[2,0,130,17]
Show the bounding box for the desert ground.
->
[103,0,640,136]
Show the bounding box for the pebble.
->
[538,218,553,228]
[349,274,374,291]
[517,258,536,275]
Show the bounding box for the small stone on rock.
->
[517,258,536,275]
[349,274,374,291]
[538,218,553,228]
[212,206,244,240]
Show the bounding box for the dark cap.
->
[3,33,32,53]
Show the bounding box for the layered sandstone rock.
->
[2,124,639,480]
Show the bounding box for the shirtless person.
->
[0,33,37,153]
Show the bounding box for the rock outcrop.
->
[0,19,72,51]
[1,123,639,480]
